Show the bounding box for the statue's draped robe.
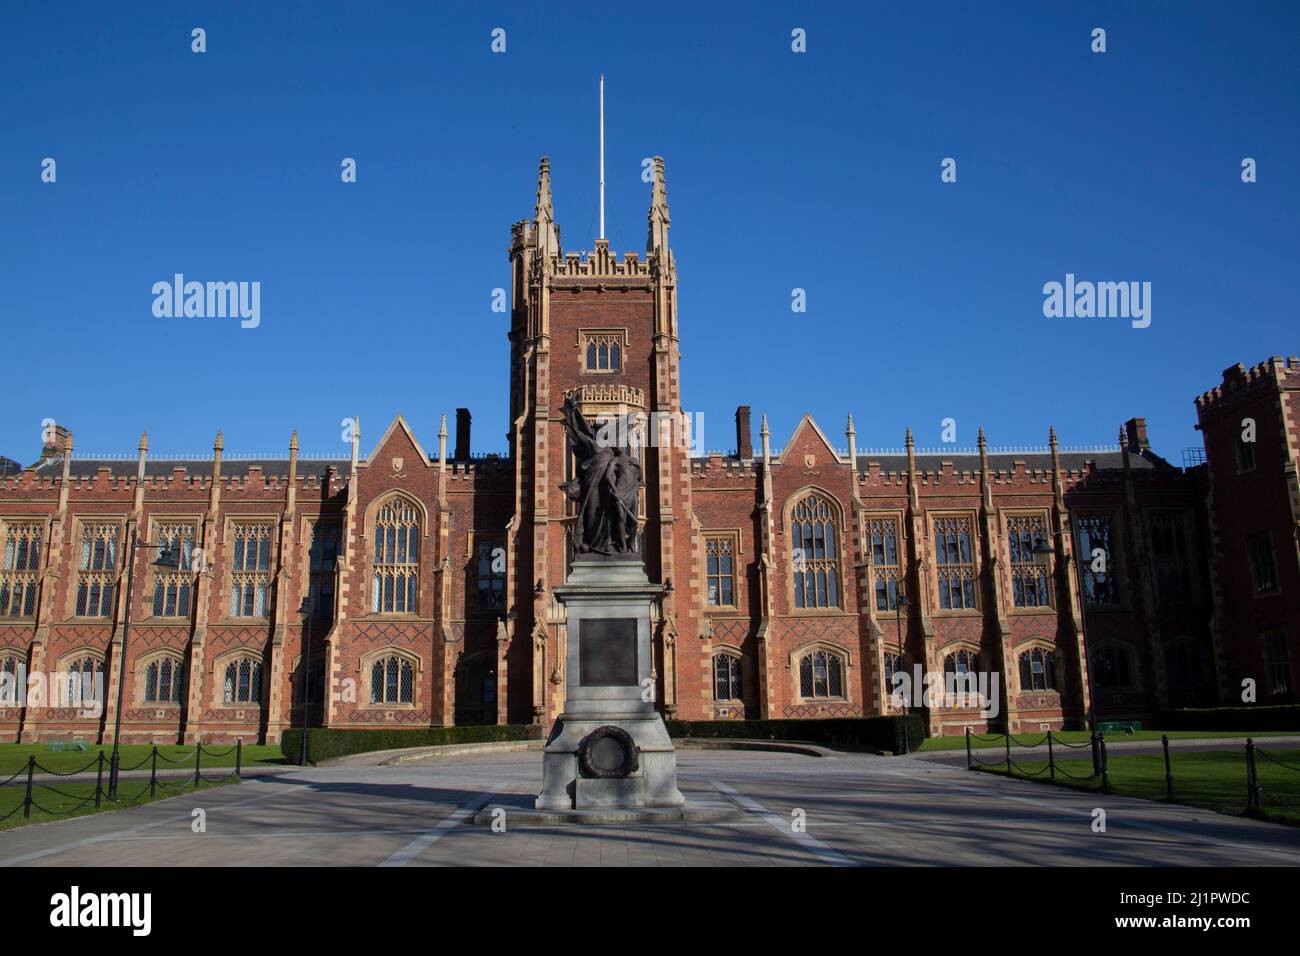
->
[563,398,642,556]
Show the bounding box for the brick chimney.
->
[735,406,752,460]
[40,422,72,460]
[454,408,472,460]
[1124,417,1150,453]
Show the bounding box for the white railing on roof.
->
[855,444,1120,456]
[73,452,349,462]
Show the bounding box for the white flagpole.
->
[599,74,605,241]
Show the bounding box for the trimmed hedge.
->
[665,716,927,754]
[1155,705,1300,732]
[281,724,542,765]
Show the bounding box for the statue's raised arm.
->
[563,395,598,459]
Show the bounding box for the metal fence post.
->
[193,743,202,788]
[94,751,105,809]
[108,749,120,801]
[235,739,242,780]
[1162,734,1173,800]
[965,727,972,769]
[1047,730,1056,781]
[1099,733,1110,793]
[1091,730,1101,776]
[23,755,35,819]
[1004,731,1013,775]
[1245,738,1259,812]
[150,745,158,800]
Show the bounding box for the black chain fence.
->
[966,729,1300,820]
[0,742,242,825]
[1247,739,1300,815]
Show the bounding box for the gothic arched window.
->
[713,653,742,701]
[64,655,105,708]
[790,493,841,609]
[0,655,22,706]
[1,520,42,618]
[144,655,185,704]
[943,648,982,694]
[1091,643,1133,690]
[223,657,263,706]
[370,654,415,705]
[883,651,905,697]
[798,648,846,699]
[934,516,977,610]
[372,499,420,614]
[1018,646,1057,692]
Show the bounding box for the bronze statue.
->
[560,396,642,555]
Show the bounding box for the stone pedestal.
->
[535,556,686,811]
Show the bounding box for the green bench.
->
[1098,720,1141,735]
[45,739,90,752]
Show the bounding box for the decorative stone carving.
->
[577,725,639,778]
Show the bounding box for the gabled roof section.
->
[778,414,844,464]
[363,415,432,469]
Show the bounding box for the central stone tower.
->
[503,154,702,737]
[501,154,699,810]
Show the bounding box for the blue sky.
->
[2,2,1296,463]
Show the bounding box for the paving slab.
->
[0,749,1296,867]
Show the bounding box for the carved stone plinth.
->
[535,556,685,811]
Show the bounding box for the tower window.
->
[1249,535,1279,594]
[580,331,624,373]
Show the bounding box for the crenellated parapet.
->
[689,453,761,481]
[1196,355,1300,409]
[563,384,646,409]
[550,245,655,280]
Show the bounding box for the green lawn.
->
[0,742,285,776]
[0,774,238,831]
[971,747,1300,825]
[919,730,1298,752]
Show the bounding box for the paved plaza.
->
[2,749,1298,867]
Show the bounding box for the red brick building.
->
[1195,357,1300,708]
[0,159,1287,744]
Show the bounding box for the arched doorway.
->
[454,649,497,725]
